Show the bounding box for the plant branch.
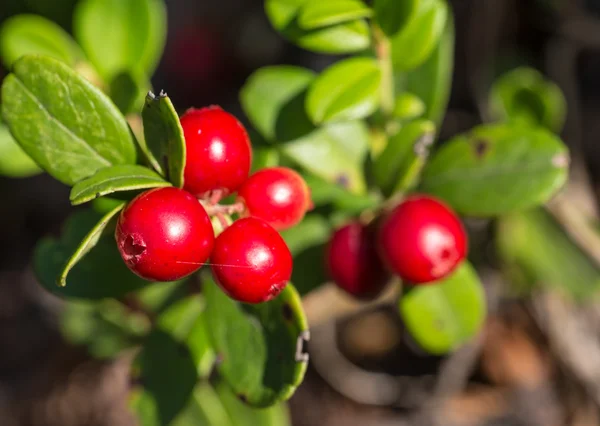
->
[373,24,395,122]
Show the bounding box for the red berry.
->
[180,106,252,198]
[237,167,312,231]
[326,221,390,300]
[115,187,214,281]
[378,194,467,284]
[210,217,292,304]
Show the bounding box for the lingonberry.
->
[115,187,214,281]
[378,194,467,284]
[210,217,292,304]
[237,167,312,231]
[326,221,391,300]
[180,106,252,198]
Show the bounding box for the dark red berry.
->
[180,106,252,198]
[237,167,312,231]
[210,217,292,304]
[326,221,390,300]
[378,194,467,284]
[115,187,214,281]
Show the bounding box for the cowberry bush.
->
[0,0,573,424]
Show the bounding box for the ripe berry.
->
[180,106,252,198]
[237,167,312,231]
[378,194,467,284]
[210,217,292,304]
[115,187,214,281]
[326,221,390,300]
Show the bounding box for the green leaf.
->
[401,11,454,126]
[58,201,124,287]
[489,66,567,133]
[420,124,569,216]
[393,92,426,121]
[0,14,84,68]
[298,0,372,30]
[141,91,186,187]
[497,208,600,301]
[1,55,137,186]
[400,261,486,355]
[252,147,280,173]
[70,164,171,206]
[281,121,369,194]
[74,0,167,80]
[373,119,435,196]
[34,209,153,300]
[240,66,316,142]
[374,0,420,37]
[306,57,381,124]
[0,121,41,178]
[110,70,151,115]
[169,383,233,426]
[391,0,448,72]
[202,271,309,408]
[264,0,310,30]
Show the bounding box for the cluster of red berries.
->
[326,195,468,300]
[114,106,312,304]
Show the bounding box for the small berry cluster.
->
[326,195,468,300]
[114,106,312,304]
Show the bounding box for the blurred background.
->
[2,0,600,425]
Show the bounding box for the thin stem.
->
[202,201,245,216]
[373,24,395,121]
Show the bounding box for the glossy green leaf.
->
[306,57,381,124]
[240,66,316,142]
[202,271,309,407]
[70,164,171,206]
[0,14,84,68]
[58,201,124,287]
[374,119,435,196]
[141,91,186,187]
[393,92,426,120]
[281,121,369,194]
[1,55,137,186]
[391,0,448,71]
[489,66,567,133]
[497,208,600,301]
[400,261,486,355]
[0,121,41,177]
[298,0,372,30]
[74,0,167,80]
[34,209,152,300]
[374,0,420,37]
[110,70,151,115]
[265,0,310,30]
[420,124,569,216]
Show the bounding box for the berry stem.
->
[202,201,245,216]
[373,24,395,122]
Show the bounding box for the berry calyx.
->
[180,106,252,198]
[237,167,312,231]
[115,187,214,281]
[210,217,292,304]
[326,221,390,300]
[378,194,467,284]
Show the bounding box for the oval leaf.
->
[70,164,171,205]
[1,55,137,185]
[0,14,84,68]
[74,0,167,79]
[306,57,381,124]
[202,271,309,408]
[374,0,420,37]
[169,383,234,426]
[393,92,426,121]
[295,19,370,54]
[0,121,41,178]
[400,261,486,355]
[298,0,372,30]
[110,70,151,115]
[141,91,186,187]
[420,124,569,216]
[391,0,448,71]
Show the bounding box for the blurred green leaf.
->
[202,271,309,408]
[393,92,426,120]
[110,70,151,115]
[169,383,233,426]
[303,174,381,212]
[374,0,420,37]
[420,124,569,216]
[400,261,486,355]
[141,92,186,187]
[1,55,137,185]
[0,121,41,178]
[489,66,567,133]
[251,147,280,173]
[306,57,381,124]
[74,0,166,80]
[70,165,170,206]
[391,0,448,72]
[298,0,372,30]
[0,14,84,68]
